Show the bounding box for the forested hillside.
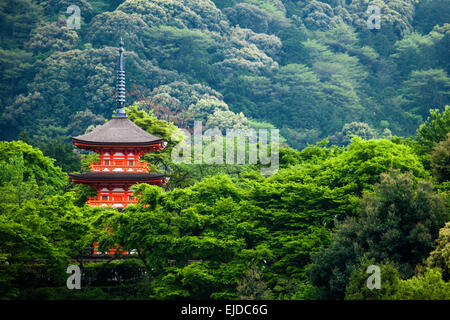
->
[1,0,449,151]
[0,0,449,301]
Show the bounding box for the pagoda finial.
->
[114,38,127,118]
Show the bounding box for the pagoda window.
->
[104,160,110,165]
[129,160,134,166]
[102,196,108,200]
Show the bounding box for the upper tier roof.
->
[69,172,165,181]
[72,117,164,145]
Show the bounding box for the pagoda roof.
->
[72,117,164,146]
[69,172,165,182]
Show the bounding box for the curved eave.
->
[68,173,167,185]
[72,138,166,151]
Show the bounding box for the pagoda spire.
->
[114,38,127,118]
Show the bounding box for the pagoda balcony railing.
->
[87,197,139,207]
[89,162,149,172]
[81,246,138,258]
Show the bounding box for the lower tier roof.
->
[69,172,165,182]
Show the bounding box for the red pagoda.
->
[69,40,167,255]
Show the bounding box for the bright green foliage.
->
[90,136,433,299]
[413,107,450,171]
[125,104,180,174]
[96,174,331,299]
[345,262,450,300]
[392,268,450,300]
[273,138,427,200]
[0,124,448,299]
[416,106,450,154]
[8,193,97,261]
[345,260,401,300]
[0,141,67,209]
[0,191,111,299]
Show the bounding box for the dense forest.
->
[0,0,449,300]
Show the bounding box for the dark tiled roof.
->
[72,117,164,145]
[69,172,165,181]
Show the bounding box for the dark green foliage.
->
[38,138,81,173]
[399,69,450,118]
[309,170,448,299]
[0,0,449,149]
[0,0,43,49]
[430,133,450,183]
[426,221,450,281]
[414,0,450,34]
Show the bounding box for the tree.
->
[117,0,227,33]
[38,138,82,173]
[0,48,33,116]
[345,259,401,300]
[391,29,446,79]
[0,141,67,209]
[329,122,378,146]
[206,110,249,131]
[224,3,273,34]
[0,155,40,209]
[0,190,106,299]
[400,69,450,117]
[39,0,93,21]
[68,108,106,137]
[414,0,450,34]
[25,18,79,55]
[392,268,450,300]
[297,1,348,31]
[430,133,450,183]
[125,104,179,173]
[236,262,272,300]
[426,222,450,281]
[0,0,43,49]
[309,170,448,299]
[416,106,450,155]
[188,98,229,123]
[345,262,450,300]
